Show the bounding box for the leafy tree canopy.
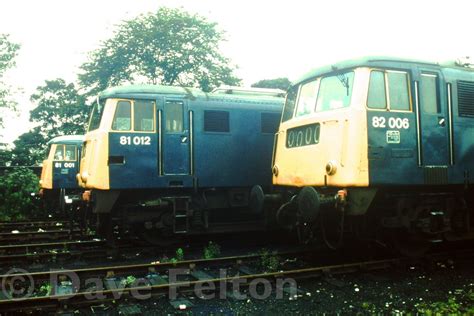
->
[0,33,20,127]
[251,77,291,91]
[0,167,42,220]
[10,128,47,166]
[79,7,241,95]
[30,78,88,139]
[0,34,19,78]
[9,79,88,166]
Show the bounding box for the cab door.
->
[162,99,190,175]
[418,71,449,166]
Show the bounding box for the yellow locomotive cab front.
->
[39,144,56,190]
[78,128,110,190]
[272,68,370,188]
[78,98,111,190]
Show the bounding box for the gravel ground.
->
[8,233,472,315]
[68,254,474,315]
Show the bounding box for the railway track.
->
[0,220,76,234]
[0,249,306,312]
[0,233,216,266]
[0,239,105,266]
[0,228,89,245]
[0,230,298,266]
[0,235,192,267]
[0,248,471,313]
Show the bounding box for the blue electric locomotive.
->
[263,57,474,255]
[78,85,284,243]
[40,135,85,213]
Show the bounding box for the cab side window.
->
[112,101,132,131]
[367,70,411,111]
[388,72,410,111]
[134,100,155,131]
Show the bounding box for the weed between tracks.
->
[259,249,280,272]
[176,248,184,261]
[203,241,221,259]
[38,282,52,296]
[162,241,221,264]
[162,247,185,264]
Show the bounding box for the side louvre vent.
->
[457,80,474,117]
[261,113,280,134]
[204,110,229,132]
[423,166,448,185]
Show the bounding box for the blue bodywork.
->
[103,87,284,192]
[363,59,474,186]
[48,135,84,189]
[52,161,80,189]
[294,57,474,187]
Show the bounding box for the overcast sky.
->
[1,0,474,143]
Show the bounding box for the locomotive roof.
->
[99,85,204,99]
[294,56,474,85]
[99,84,284,104]
[47,135,84,145]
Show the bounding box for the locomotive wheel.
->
[276,196,297,230]
[294,187,320,244]
[320,207,344,250]
[297,186,320,223]
[250,185,265,214]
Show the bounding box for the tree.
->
[0,167,42,221]
[79,7,241,95]
[251,77,291,91]
[10,128,47,166]
[9,79,88,166]
[0,33,20,128]
[30,79,88,139]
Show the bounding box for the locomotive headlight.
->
[325,160,338,175]
[81,171,89,182]
[272,165,279,177]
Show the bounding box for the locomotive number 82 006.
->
[371,116,410,129]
